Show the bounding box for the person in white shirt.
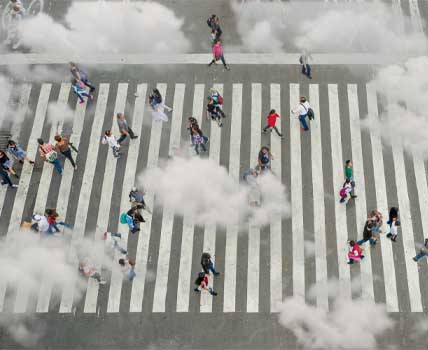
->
[102,232,127,255]
[339,179,354,203]
[31,214,50,233]
[291,96,311,131]
[386,218,400,242]
[101,130,120,158]
[299,51,313,79]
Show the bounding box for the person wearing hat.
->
[37,138,63,175]
[117,112,138,145]
[7,140,34,165]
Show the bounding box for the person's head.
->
[349,240,356,247]
[116,112,124,120]
[37,138,44,145]
[7,140,16,148]
[131,186,137,192]
[261,146,269,154]
[300,96,306,103]
[12,5,20,12]
[153,88,160,95]
[118,258,125,266]
[346,160,352,167]
[269,109,276,115]
[104,130,112,136]
[69,62,77,69]
[345,178,351,184]
[54,135,62,142]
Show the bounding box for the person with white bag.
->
[37,138,63,175]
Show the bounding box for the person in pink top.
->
[347,240,365,265]
[208,39,230,70]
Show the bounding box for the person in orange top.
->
[55,135,77,170]
[262,109,283,138]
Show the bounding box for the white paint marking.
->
[409,0,423,33]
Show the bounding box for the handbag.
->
[40,145,57,163]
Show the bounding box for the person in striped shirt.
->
[37,138,63,175]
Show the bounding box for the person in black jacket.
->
[201,252,220,276]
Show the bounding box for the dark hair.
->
[269,109,276,114]
[116,112,123,118]
[349,240,355,246]
[345,178,351,184]
[118,258,125,266]
[346,160,351,165]
[37,138,44,145]
[104,130,111,136]
[54,135,62,142]
[261,146,270,152]
[7,140,16,146]
[300,96,306,102]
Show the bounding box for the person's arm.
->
[38,146,46,160]
[269,151,274,160]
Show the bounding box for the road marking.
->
[409,0,423,33]
[366,83,399,312]
[290,84,305,299]
[36,88,87,313]
[247,83,261,313]
[85,83,127,313]
[0,53,409,66]
[347,84,375,302]
[269,83,283,312]
[129,83,165,312]
[59,84,110,313]
[7,84,51,235]
[388,108,423,312]
[105,84,146,313]
[200,84,223,313]
[152,84,185,313]
[328,84,351,298]
[309,84,329,311]
[223,84,242,313]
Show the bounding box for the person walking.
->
[7,140,34,165]
[30,214,50,234]
[79,256,106,284]
[299,51,313,79]
[262,109,283,138]
[194,271,218,296]
[339,178,355,203]
[70,62,96,92]
[37,138,62,175]
[345,160,356,196]
[116,112,138,144]
[4,4,24,50]
[54,135,77,170]
[103,231,128,255]
[367,209,383,234]
[291,96,313,131]
[347,240,364,265]
[386,217,400,242]
[45,209,72,234]
[125,207,145,234]
[101,130,120,158]
[413,239,428,262]
[208,39,230,70]
[129,186,151,213]
[207,14,222,41]
[148,88,172,112]
[0,166,17,188]
[357,221,377,246]
[118,257,136,281]
[191,126,208,155]
[0,150,18,178]
[201,252,220,276]
[72,79,94,105]
[258,146,273,173]
[387,207,399,226]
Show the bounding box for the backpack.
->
[218,95,224,105]
[307,108,315,120]
[339,188,346,198]
[120,212,128,224]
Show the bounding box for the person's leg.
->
[53,159,63,174]
[75,92,84,103]
[51,222,61,233]
[82,79,96,91]
[209,261,219,275]
[273,126,282,136]
[306,64,312,78]
[62,149,76,168]
[357,239,366,245]
[117,133,126,144]
[200,143,207,152]
[0,169,13,187]
[299,115,309,130]
[220,55,229,69]
[194,143,200,155]
[91,272,101,282]
[301,64,306,74]
[58,221,72,228]
[111,232,122,239]
[128,267,136,281]
[262,125,270,133]
[208,59,215,67]
[128,127,136,138]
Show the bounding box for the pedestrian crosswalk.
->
[1,78,428,315]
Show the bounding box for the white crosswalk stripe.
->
[1,80,428,314]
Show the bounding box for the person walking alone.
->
[347,240,364,265]
[291,96,313,131]
[7,140,34,165]
[38,138,62,175]
[101,130,120,158]
[191,126,208,155]
[54,135,77,170]
[208,39,230,70]
[116,112,138,144]
[262,109,283,138]
[299,51,313,79]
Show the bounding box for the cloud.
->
[362,56,428,158]
[233,1,427,54]
[278,280,394,349]
[17,2,191,55]
[138,155,290,227]
[47,100,75,126]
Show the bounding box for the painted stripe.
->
[247,83,261,313]
[0,86,12,216]
[389,116,423,312]
[269,83,283,312]
[0,53,408,66]
[59,84,110,313]
[327,84,351,297]
[176,84,205,312]
[152,84,185,313]
[200,84,223,313]
[409,0,423,33]
[13,83,70,314]
[105,84,146,313]
[366,83,399,312]
[290,84,305,299]
[347,84,375,302]
[85,83,128,313]
[223,84,242,313]
[36,90,87,313]
[309,84,329,311]
[129,83,165,312]
[7,84,51,235]
[0,84,31,218]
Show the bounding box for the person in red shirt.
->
[347,240,365,265]
[262,109,283,138]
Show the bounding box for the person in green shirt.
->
[345,160,357,198]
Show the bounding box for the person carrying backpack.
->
[291,96,314,131]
